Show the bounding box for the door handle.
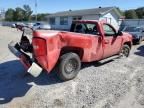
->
[104,40,109,44]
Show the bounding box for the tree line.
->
[5,5,49,21]
[124,7,144,19]
[5,5,144,21]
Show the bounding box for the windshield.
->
[124,27,141,32]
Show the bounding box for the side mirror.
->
[117,30,123,36]
[142,30,144,33]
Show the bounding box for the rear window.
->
[70,22,100,35]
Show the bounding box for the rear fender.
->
[46,48,61,72]
[60,46,84,59]
[45,35,62,72]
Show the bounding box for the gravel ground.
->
[0,26,144,108]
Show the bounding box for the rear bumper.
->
[8,41,42,77]
[8,41,32,69]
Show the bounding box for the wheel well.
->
[60,47,84,59]
[124,42,132,49]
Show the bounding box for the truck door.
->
[83,23,103,61]
[72,22,104,61]
[102,24,123,58]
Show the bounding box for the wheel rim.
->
[64,59,78,74]
[122,47,129,57]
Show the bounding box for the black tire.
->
[58,53,81,81]
[120,44,130,57]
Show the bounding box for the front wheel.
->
[120,44,130,58]
[58,53,81,81]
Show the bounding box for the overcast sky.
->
[0,0,144,14]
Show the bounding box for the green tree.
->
[13,7,25,21]
[37,13,49,21]
[116,7,124,16]
[125,10,138,19]
[23,5,33,21]
[5,8,15,21]
[5,5,33,21]
[31,13,49,21]
[135,7,144,18]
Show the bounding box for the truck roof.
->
[73,20,107,24]
[73,20,99,23]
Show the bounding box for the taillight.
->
[32,38,47,56]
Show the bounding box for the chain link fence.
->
[120,19,144,30]
[0,21,49,27]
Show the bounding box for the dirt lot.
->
[0,26,144,108]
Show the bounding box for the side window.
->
[60,17,68,25]
[72,23,100,35]
[49,17,55,25]
[74,24,86,33]
[70,23,76,32]
[103,24,116,36]
[86,24,99,35]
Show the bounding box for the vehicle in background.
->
[123,26,144,44]
[11,23,16,28]
[8,20,132,81]
[26,23,34,28]
[11,22,25,28]
[33,22,51,30]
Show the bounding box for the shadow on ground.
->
[0,56,116,104]
[0,60,61,104]
[135,45,144,57]
[81,55,118,69]
[82,59,114,69]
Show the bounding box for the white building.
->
[47,7,122,30]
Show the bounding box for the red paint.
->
[23,20,132,73]
[19,55,31,70]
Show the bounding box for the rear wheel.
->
[120,44,130,57]
[58,53,81,81]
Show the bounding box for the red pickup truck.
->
[9,20,132,81]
